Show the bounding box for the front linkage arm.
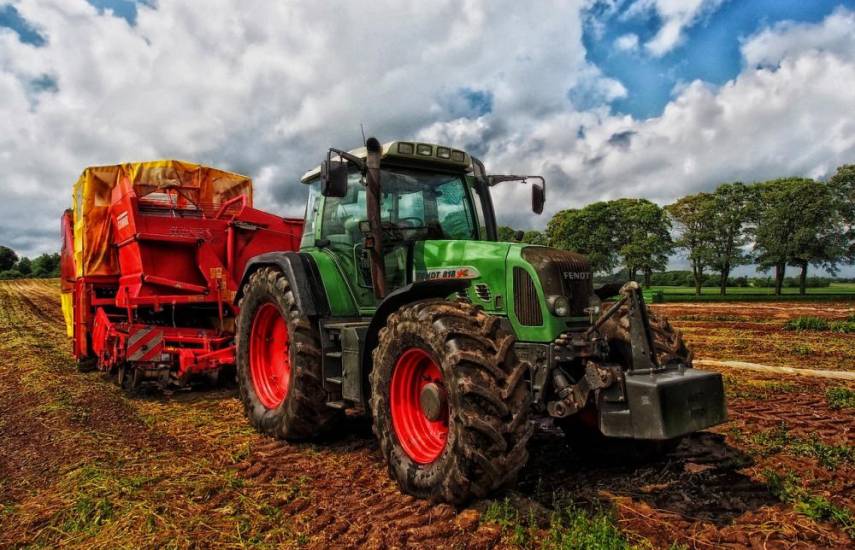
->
[547,281,661,418]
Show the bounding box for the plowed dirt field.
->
[0,279,852,548]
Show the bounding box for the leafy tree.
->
[31,253,61,277]
[548,199,672,283]
[15,257,32,276]
[521,230,547,246]
[614,198,673,286]
[666,193,716,295]
[708,183,753,295]
[753,178,847,295]
[497,226,546,245]
[784,182,846,294]
[0,246,17,271]
[829,164,855,260]
[547,202,620,274]
[497,226,517,242]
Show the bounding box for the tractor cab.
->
[299,140,544,309]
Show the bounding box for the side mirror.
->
[320,159,348,197]
[513,230,525,242]
[532,182,545,214]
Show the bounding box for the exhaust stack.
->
[365,137,386,299]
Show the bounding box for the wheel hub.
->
[249,302,290,409]
[419,382,447,422]
[390,348,449,464]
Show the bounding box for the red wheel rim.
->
[249,302,290,409]
[390,348,448,464]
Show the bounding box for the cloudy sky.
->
[1,0,854,275]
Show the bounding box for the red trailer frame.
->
[61,161,302,388]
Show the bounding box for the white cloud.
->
[741,6,855,68]
[0,0,854,280]
[0,0,609,255]
[478,7,855,233]
[625,0,725,56]
[614,33,639,52]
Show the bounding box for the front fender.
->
[361,278,469,385]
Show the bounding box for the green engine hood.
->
[412,241,594,343]
[412,240,514,313]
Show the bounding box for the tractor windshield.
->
[320,168,479,243]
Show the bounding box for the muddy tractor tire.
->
[598,305,693,367]
[371,299,533,504]
[236,267,341,439]
[560,305,691,461]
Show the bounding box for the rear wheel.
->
[236,267,340,439]
[371,299,533,504]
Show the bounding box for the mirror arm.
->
[329,148,366,172]
[488,175,545,187]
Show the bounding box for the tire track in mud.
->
[234,429,487,548]
[0,280,182,543]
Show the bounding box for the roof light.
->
[416,143,433,156]
[436,147,451,159]
[451,150,465,162]
[397,142,414,155]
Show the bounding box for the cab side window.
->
[300,181,321,249]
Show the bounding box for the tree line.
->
[1,164,852,293]
[501,164,855,295]
[0,246,61,280]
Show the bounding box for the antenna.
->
[360,123,366,146]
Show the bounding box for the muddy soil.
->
[0,280,852,548]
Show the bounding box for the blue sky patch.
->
[583,0,850,119]
[0,4,45,46]
[87,0,143,25]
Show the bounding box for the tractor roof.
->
[300,141,472,183]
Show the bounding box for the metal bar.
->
[584,294,628,338]
[142,275,208,294]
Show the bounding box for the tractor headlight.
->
[548,295,570,317]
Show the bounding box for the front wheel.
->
[236,267,340,439]
[370,299,533,504]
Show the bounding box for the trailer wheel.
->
[371,299,533,504]
[76,357,97,373]
[236,267,340,439]
[117,364,142,395]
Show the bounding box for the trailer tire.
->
[76,357,97,373]
[371,299,533,504]
[237,267,340,439]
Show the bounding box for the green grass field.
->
[645,283,855,302]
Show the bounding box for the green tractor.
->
[235,137,726,504]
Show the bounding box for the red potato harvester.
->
[60,160,302,392]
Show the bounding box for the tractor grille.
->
[513,267,543,326]
[521,247,593,316]
[551,257,593,315]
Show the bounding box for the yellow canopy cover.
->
[71,160,253,277]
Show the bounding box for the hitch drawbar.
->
[599,282,728,440]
